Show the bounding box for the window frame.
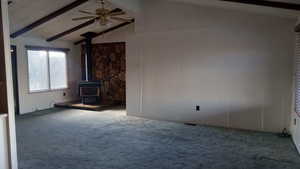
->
[26,46,69,94]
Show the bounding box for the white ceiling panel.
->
[30,1,128,41]
[8,0,132,42]
[8,0,76,33]
[7,0,300,43]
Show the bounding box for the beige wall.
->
[95,0,296,133]
[11,37,82,114]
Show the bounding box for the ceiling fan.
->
[72,0,132,26]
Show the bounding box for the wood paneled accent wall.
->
[0,4,8,114]
[81,42,126,104]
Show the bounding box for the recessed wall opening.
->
[54,42,126,111]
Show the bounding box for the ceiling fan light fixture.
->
[72,0,132,27]
[98,17,108,25]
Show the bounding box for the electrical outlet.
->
[294,119,297,125]
[196,105,200,111]
[184,123,197,126]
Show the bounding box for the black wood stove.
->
[79,81,101,105]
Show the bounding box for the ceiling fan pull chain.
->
[101,0,105,9]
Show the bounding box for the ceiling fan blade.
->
[72,16,96,21]
[109,8,122,14]
[110,17,132,22]
[109,11,126,16]
[79,10,97,15]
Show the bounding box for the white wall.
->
[0,115,9,169]
[290,18,300,154]
[290,113,300,153]
[3,0,18,168]
[96,0,296,133]
[10,36,82,114]
[94,24,134,43]
[290,82,299,153]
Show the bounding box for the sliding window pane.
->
[49,51,68,90]
[27,50,49,92]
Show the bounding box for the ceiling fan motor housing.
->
[72,0,132,25]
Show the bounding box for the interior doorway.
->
[10,45,20,115]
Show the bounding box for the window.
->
[28,50,49,92]
[49,51,68,90]
[27,46,68,93]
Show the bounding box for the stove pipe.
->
[81,32,97,81]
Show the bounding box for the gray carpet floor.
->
[16,108,300,169]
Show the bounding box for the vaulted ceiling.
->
[170,0,300,18]
[7,0,300,43]
[8,0,133,42]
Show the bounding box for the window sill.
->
[29,88,69,94]
[0,114,8,119]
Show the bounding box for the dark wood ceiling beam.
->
[74,19,135,45]
[295,24,300,32]
[46,7,123,42]
[46,19,95,42]
[10,0,89,38]
[220,0,300,11]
